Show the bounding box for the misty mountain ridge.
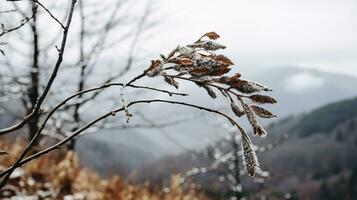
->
[134,96,357,199]
[75,66,357,179]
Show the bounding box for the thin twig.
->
[33,0,66,29]
[0,14,35,37]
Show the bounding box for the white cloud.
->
[284,72,324,93]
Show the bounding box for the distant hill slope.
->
[75,129,164,176]
[136,96,357,199]
[294,97,357,137]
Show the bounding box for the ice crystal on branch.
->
[144,32,277,177]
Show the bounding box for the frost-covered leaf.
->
[211,55,234,65]
[241,134,260,176]
[249,94,277,104]
[250,105,276,118]
[242,102,267,137]
[227,79,271,94]
[190,67,209,76]
[230,101,244,117]
[188,41,226,51]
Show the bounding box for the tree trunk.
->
[27,2,40,145]
[69,0,85,151]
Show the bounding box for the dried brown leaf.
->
[179,58,193,65]
[227,73,241,82]
[203,32,220,40]
[211,55,234,65]
[209,67,231,76]
[190,67,209,76]
[146,60,162,77]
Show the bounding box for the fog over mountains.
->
[135,93,357,200]
[74,66,357,175]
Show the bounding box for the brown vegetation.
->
[0,139,209,200]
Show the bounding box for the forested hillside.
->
[137,97,357,199]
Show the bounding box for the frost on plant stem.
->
[144,32,277,177]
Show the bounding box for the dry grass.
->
[0,139,209,200]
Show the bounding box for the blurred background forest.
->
[0,0,357,199]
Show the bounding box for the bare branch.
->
[0,99,249,180]
[0,12,35,37]
[0,0,78,187]
[0,0,77,135]
[33,0,66,29]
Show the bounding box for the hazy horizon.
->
[140,0,357,77]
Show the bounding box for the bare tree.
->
[0,0,156,149]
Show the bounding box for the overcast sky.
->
[143,0,357,76]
